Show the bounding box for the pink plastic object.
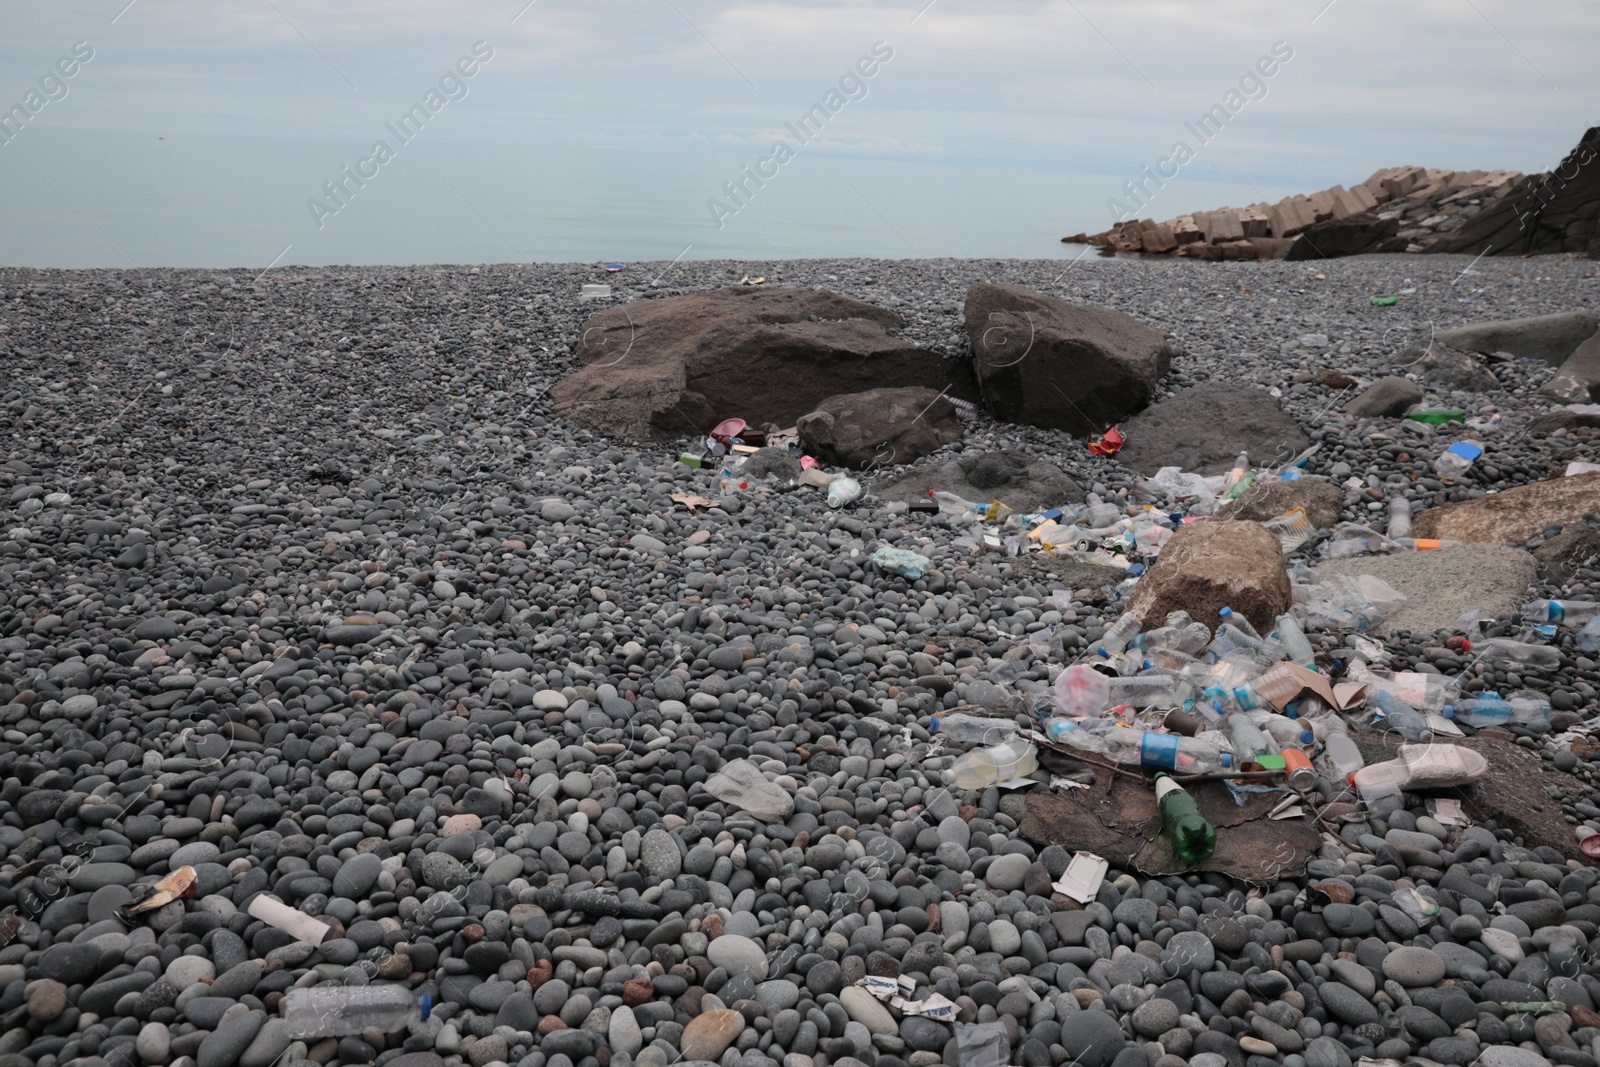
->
[1054,665,1111,718]
[710,418,748,442]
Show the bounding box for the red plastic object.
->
[1088,427,1125,456]
[1582,835,1600,860]
[800,455,821,470]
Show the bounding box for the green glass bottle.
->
[1154,772,1216,864]
[1404,409,1465,425]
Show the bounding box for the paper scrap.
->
[1429,798,1467,827]
[670,493,717,512]
[1052,851,1107,904]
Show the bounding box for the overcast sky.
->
[2,1,1595,267]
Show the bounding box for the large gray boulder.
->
[1435,310,1597,367]
[1539,332,1600,402]
[796,387,961,470]
[1113,381,1311,476]
[963,283,1175,436]
[549,287,976,438]
[1435,125,1600,258]
[1283,214,1401,259]
[1347,376,1423,418]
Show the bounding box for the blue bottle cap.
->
[1442,706,1455,718]
[420,994,432,1020]
[1219,607,1234,619]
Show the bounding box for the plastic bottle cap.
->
[1442,706,1456,718]
[1219,607,1234,618]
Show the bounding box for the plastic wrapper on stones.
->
[703,758,795,822]
[954,1022,1010,1067]
[870,546,931,580]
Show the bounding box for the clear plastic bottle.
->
[1220,711,1272,762]
[1093,613,1144,658]
[285,986,431,1039]
[1252,711,1312,749]
[1526,599,1600,626]
[1047,719,1232,774]
[1106,673,1188,708]
[1370,690,1434,742]
[930,490,983,517]
[1390,537,1461,552]
[1223,452,1250,495]
[1218,607,1259,640]
[1273,613,1317,669]
[933,713,1022,743]
[826,477,862,509]
[1209,623,1264,660]
[1386,497,1413,540]
[1471,638,1561,671]
[1580,617,1600,654]
[1377,673,1459,715]
[947,738,1038,790]
[1445,694,1552,730]
[1434,441,1483,480]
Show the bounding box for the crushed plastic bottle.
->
[946,738,1038,790]
[1526,599,1600,626]
[1385,497,1413,540]
[1219,710,1273,761]
[1370,690,1435,742]
[1580,617,1600,654]
[285,985,431,1039]
[1106,673,1189,708]
[1273,613,1317,669]
[1471,638,1561,671]
[1434,441,1483,480]
[954,1021,1010,1067]
[1093,613,1144,659]
[1445,694,1552,730]
[826,477,862,509]
[932,713,1021,744]
[1263,508,1316,552]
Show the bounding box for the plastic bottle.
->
[1093,613,1144,658]
[1370,690,1434,742]
[1218,607,1260,640]
[1253,711,1313,749]
[933,713,1021,743]
[1210,623,1264,659]
[678,452,708,469]
[1390,537,1462,552]
[1220,711,1273,762]
[1321,536,1391,560]
[929,490,982,516]
[1155,773,1217,863]
[1272,614,1317,669]
[1579,617,1600,654]
[1083,494,1121,529]
[1106,673,1187,708]
[1046,720,1232,774]
[1471,638,1562,671]
[1223,452,1250,495]
[1445,694,1552,730]
[1385,497,1413,540]
[1434,441,1483,480]
[1526,600,1600,626]
[1052,665,1110,719]
[827,477,862,509]
[285,986,431,1039]
[1405,409,1466,425]
[947,738,1038,790]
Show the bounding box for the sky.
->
[0,0,1594,269]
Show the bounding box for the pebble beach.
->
[2,251,1600,1067]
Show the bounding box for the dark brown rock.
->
[550,287,975,438]
[1435,126,1600,257]
[1283,214,1400,259]
[963,282,1175,435]
[797,386,961,470]
[1124,519,1290,635]
[1412,473,1600,544]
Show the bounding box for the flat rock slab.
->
[1313,545,1536,636]
[1412,473,1600,544]
[871,450,1084,511]
[1355,732,1585,861]
[1019,753,1322,881]
[1434,311,1598,367]
[1114,381,1311,476]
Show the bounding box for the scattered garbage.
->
[1051,850,1108,903]
[1434,440,1483,479]
[870,545,931,579]
[1155,773,1216,862]
[946,737,1039,790]
[1527,599,1600,626]
[704,759,795,821]
[247,894,333,946]
[579,284,612,301]
[932,712,1019,743]
[1371,296,1399,306]
[826,476,862,508]
[954,1021,1010,1067]
[1405,407,1466,425]
[285,985,431,1039]
[116,866,198,924]
[1087,426,1125,456]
